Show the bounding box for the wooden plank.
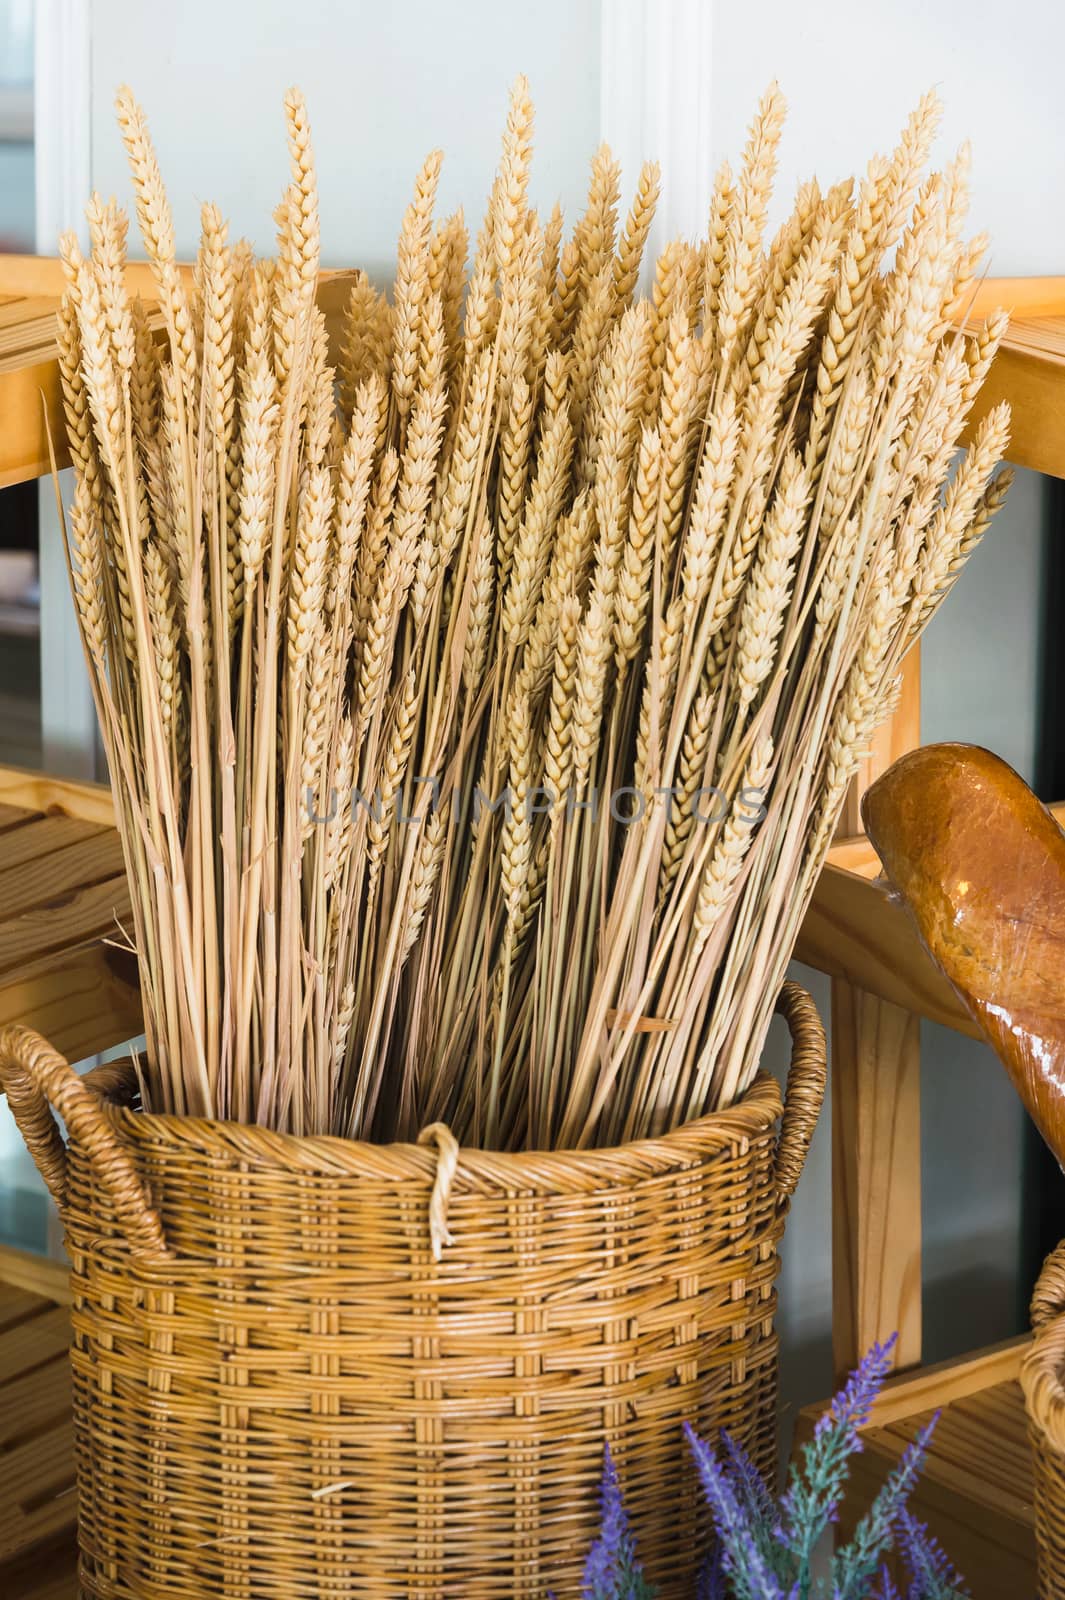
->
[796,1338,1029,1440]
[0,253,354,311]
[962,275,1065,321]
[0,254,177,298]
[0,1252,77,1584]
[0,1418,77,1550]
[964,335,1065,481]
[0,769,114,829]
[0,1540,77,1600]
[0,817,103,872]
[0,296,56,333]
[953,277,1065,479]
[0,1305,70,1383]
[0,353,68,488]
[831,638,922,1374]
[0,1353,69,1450]
[0,942,141,1064]
[0,832,126,922]
[0,1283,51,1331]
[839,1426,1034,1600]
[797,861,980,1035]
[0,769,139,1059]
[0,874,130,974]
[793,1352,1038,1597]
[0,1249,70,1309]
[0,802,36,836]
[832,986,922,1378]
[0,262,355,488]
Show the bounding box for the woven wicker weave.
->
[0,981,825,1600]
[1024,1240,1065,1598]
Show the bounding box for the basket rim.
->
[85,1066,785,1195]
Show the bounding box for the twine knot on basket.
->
[417,1121,459,1261]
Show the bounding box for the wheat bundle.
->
[58,79,1010,1148]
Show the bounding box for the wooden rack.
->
[795,277,1065,1599]
[0,767,139,1062]
[0,1245,77,1597]
[0,761,134,1597]
[0,255,355,489]
[1,263,1064,1594]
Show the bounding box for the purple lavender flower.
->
[555,1339,969,1600]
[581,1444,653,1600]
[896,1509,970,1599]
[720,1430,776,1529]
[778,1334,898,1565]
[832,1414,939,1600]
[696,1541,727,1600]
[685,1423,795,1600]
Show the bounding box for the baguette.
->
[862,743,1065,1168]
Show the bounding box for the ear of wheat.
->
[59,77,1010,1148]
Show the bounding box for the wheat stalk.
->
[57,77,1009,1150]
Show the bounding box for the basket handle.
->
[1023,1241,1065,1455]
[0,1024,171,1262]
[773,981,827,1206]
[1032,1238,1065,1331]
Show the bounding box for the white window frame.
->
[34,0,95,779]
[600,0,714,263]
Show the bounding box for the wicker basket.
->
[1023,1240,1065,1598]
[0,981,824,1600]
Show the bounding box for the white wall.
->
[712,0,1065,274]
[17,0,1057,1419]
[88,0,602,273]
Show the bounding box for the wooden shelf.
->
[0,272,1059,1587]
[0,257,356,490]
[0,1246,77,1595]
[960,276,1065,479]
[0,765,140,1063]
[795,1340,1036,1599]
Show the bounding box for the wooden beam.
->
[0,1246,70,1306]
[0,767,114,827]
[798,861,979,1035]
[831,639,923,1374]
[832,985,922,1378]
[0,353,68,488]
[795,1336,1027,1440]
[0,254,356,312]
[0,944,141,1064]
[964,335,1065,481]
[0,254,171,299]
[960,275,1065,322]
[946,278,1065,479]
[0,264,356,489]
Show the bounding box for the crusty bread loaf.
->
[862,743,1065,1168]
